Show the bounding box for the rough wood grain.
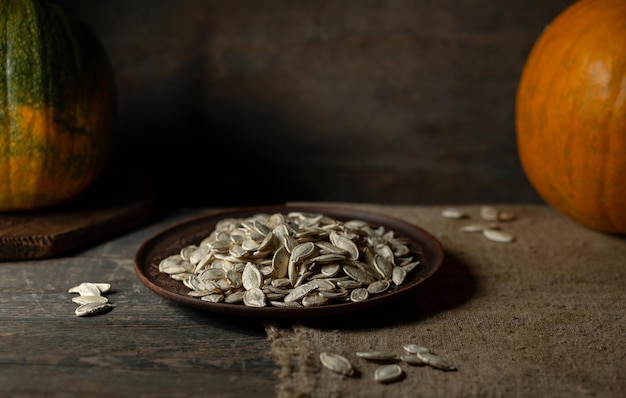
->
[0,209,277,397]
[0,166,153,261]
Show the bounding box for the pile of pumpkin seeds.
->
[441,205,517,243]
[68,282,113,317]
[158,211,422,308]
[320,344,457,384]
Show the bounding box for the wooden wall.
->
[51,0,575,208]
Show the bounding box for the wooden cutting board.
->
[0,165,153,261]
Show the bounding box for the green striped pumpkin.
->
[0,0,115,211]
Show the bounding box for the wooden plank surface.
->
[0,208,277,397]
[0,165,154,261]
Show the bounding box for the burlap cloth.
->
[265,204,626,397]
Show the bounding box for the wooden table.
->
[0,208,277,397]
[2,204,625,397]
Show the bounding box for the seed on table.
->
[403,344,430,355]
[482,228,514,243]
[498,211,517,221]
[356,351,398,361]
[459,224,487,233]
[479,206,499,221]
[92,283,112,294]
[320,352,354,376]
[441,208,467,219]
[68,282,102,297]
[417,352,457,371]
[71,296,109,305]
[400,353,426,365]
[374,364,403,383]
[75,302,113,317]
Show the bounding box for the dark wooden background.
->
[51,0,574,209]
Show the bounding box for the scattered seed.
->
[441,208,466,219]
[400,353,426,365]
[479,206,499,221]
[356,351,398,361]
[374,364,403,383]
[68,282,101,297]
[403,344,430,355]
[71,296,109,305]
[417,352,457,371]
[69,282,114,317]
[459,223,487,233]
[320,352,354,376]
[482,228,514,243]
[74,302,113,317]
[498,211,516,221]
[92,283,112,294]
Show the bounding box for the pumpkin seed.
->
[329,231,359,260]
[75,302,113,317]
[242,262,263,290]
[158,211,422,308]
[403,344,430,355]
[482,228,514,243]
[400,353,426,365]
[243,288,266,307]
[459,223,488,233]
[498,211,517,221]
[71,296,109,305]
[356,351,398,361]
[68,282,102,297]
[479,206,499,221]
[441,208,467,219]
[320,352,354,376]
[417,352,457,371]
[349,287,369,302]
[374,364,403,383]
[367,279,390,295]
[392,267,407,286]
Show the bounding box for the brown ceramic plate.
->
[134,205,444,319]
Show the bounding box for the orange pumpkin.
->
[516,0,626,234]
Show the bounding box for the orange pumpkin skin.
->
[516,0,626,234]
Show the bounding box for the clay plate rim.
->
[134,205,444,319]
